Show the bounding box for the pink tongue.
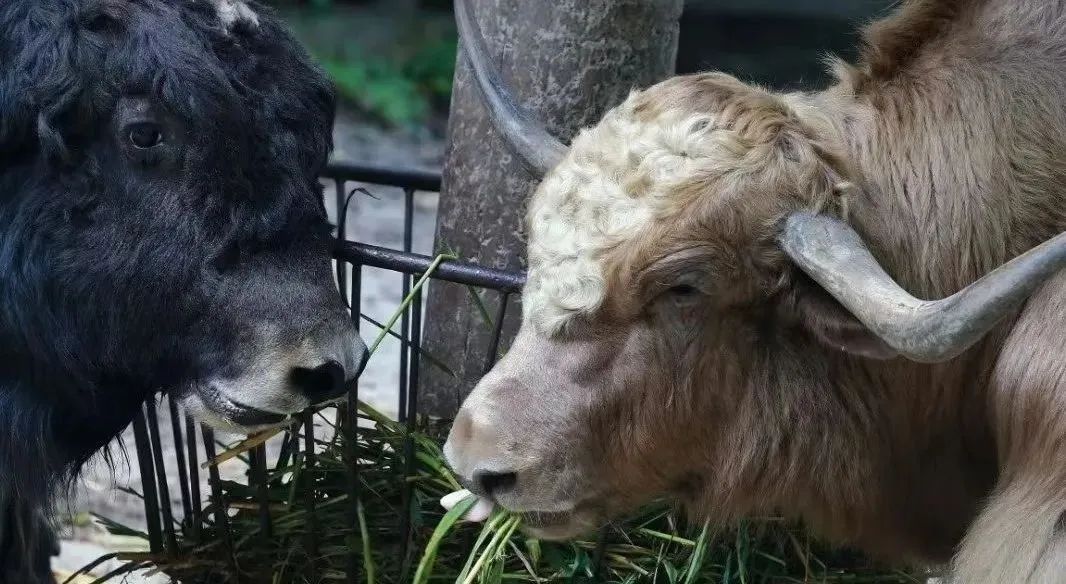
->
[440,489,495,522]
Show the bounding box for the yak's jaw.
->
[519,506,605,541]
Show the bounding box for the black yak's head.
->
[0,0,367,483]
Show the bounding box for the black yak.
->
[0,0,366,579]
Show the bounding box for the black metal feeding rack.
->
[110,162,527,582]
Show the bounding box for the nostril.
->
[473,469,517,498]
[290,360,346,403]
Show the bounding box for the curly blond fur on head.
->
[522,73,854,335]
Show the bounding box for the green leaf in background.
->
[280,5,456,126]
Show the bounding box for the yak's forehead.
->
[523,92,741,334]
[111,0,332,136]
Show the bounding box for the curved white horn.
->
[781,212,1066,362]
[455,0,567,177]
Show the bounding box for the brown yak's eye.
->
[127,122,164,149]
[667,284,700,297]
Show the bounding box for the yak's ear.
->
[783,270,899,360]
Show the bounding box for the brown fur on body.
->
[633,0,1066,571]
[635,0,1066,574]
[446,1,1066,581]
[819,0,1066,569]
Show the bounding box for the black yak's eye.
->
[128,123,164,149]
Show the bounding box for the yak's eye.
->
[667,284,700,297]
[127,123,164,149]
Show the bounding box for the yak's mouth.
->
[208,388,289,427]
[175,382,292,432]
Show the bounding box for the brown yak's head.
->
[444,0,1064,539]
[447,69,875,538]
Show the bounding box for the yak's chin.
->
[519,510,600,541]
[510,506,604,541]
[174,383,294,434]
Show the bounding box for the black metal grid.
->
[98,162,527,583]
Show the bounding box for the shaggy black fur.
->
[0,1,338,579]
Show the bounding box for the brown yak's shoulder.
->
[835,0,986,93]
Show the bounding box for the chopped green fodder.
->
[73,254,932,584]
[77,404,931,584]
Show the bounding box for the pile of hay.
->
[68,266,930,584]
[83,400,926,584]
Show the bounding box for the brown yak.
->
[444,0,1066,581]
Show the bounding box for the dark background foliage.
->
[264,0,893,127]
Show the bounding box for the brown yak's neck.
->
[701,0,1066,565]
[810,7,1066,299]
[751,75,1047,561]
[708,343,998,564]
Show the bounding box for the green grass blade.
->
[357,498,377,584]
[413,495,479,584]
[683,522,711,584]
[368,253,456,355]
